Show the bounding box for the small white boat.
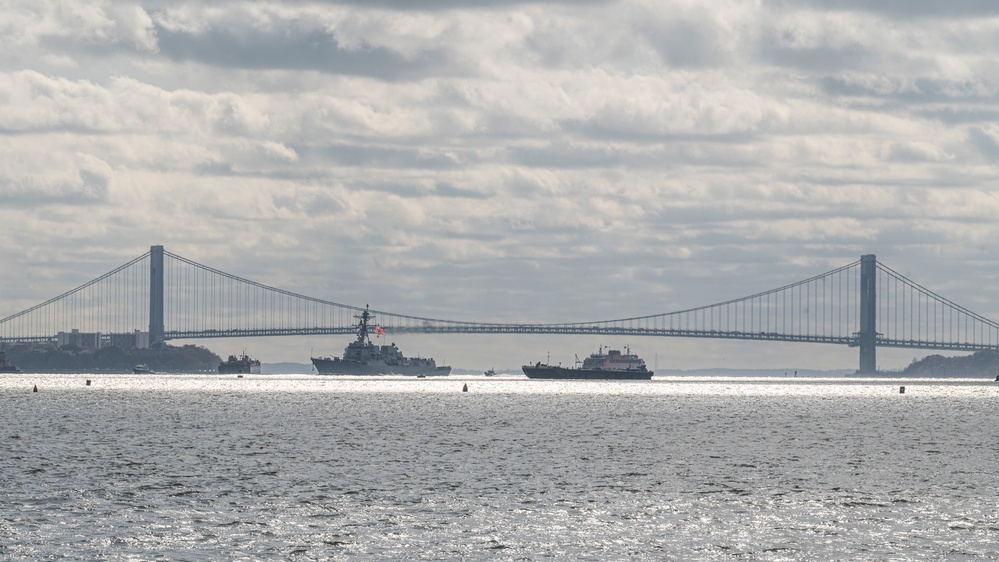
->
[133,364,154,374]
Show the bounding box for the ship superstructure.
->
[311,306,451,376]
[218,353,261,374]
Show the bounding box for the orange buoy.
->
[462,383,468,392]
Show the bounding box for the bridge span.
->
[3,246,999,373]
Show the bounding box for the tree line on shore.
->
[900,350,999,377]
[3,343,221,373]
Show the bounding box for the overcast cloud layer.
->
[2,0,999,371]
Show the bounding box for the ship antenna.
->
[355,304,375,345]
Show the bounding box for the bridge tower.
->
[149,245,165,347]
[858,254,877,373]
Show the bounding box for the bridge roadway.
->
[160,326,999,352]
[11,324,999,352]
[6,328,998,354]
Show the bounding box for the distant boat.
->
[484,368,496,376]
[0,351,20,373]
[132,364,154,374]
[218,353,261,375]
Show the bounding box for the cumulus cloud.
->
[2,1,158,55]
[0,151,112,205]
[154,25,452,80]
[2,0,999,371]
[968,127,999,160]
[767,0,999,19]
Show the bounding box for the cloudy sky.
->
[2,0,999,372]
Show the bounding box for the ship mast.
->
[355,305,374,345]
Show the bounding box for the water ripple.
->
[2,374,998,559]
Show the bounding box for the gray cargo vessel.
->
[522,346,653,380]
[218,353,261,374]
[311,306,450,376]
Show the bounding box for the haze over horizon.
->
[3,1,999,371]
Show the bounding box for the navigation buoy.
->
[899,386,905,394]
[86,379,91,386]
[32,385,37,393]
[462,383,468,392]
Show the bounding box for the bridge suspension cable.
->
[0,252,150,345]
[876,262,999,350]
[159,250,515,339]
[522,260,863,345]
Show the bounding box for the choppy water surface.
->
[2,375,998,560]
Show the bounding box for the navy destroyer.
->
[522,346,653,380]
[311,306,451,376]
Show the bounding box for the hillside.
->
[4,343,222,373]
[901,350,999,378]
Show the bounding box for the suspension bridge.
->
[2,246,998,373]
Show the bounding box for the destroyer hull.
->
[312,357,451,376]
[522,365,653,380]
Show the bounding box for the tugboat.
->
[311,305,451,376]
[484,368,496,376]
[0,351,20,373]
[132,364,154,374]
[218,353,261,374]
[522,346,653,380]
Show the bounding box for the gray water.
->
[2,375,998,560]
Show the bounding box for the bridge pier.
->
[858,254,877,374]
[149,245,165,348]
